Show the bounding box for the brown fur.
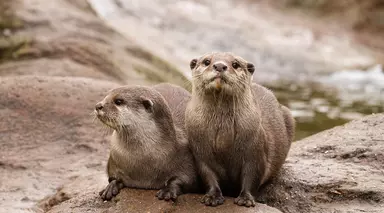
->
[185,52,295,207]
[95,83,198,202]
[152,83,191,131]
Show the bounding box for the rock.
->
[258,113,384,213]
[37,113,384,213]
[39,174,281,213]
[0,75,120,212]
[0,58,118,81]
[0,0,189,88]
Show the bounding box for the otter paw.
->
[99,180,121,201]
[234,193,256,207]
[156,187,178,201]
[200,192,225,207]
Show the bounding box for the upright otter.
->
[185,52,295,207]
[95,83,197,202]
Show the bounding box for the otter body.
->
[185,52,295,207]
[95,83,197,201]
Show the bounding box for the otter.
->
[95,83,198,202]
[185,52,295,207]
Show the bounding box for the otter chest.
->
[199,111,239,153]
[110,132,171,172]
[203,110,254,154]
[211,125,236,152]
[189,104,248,153]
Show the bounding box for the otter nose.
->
[95,102,103,111]
[213,63,227,72]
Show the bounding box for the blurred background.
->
[89,0,384,140]
[1,0,384,141]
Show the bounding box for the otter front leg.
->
[198,162,225,207]
[99,177,125,201]
[234,163,265,207]
[156,176,184,201]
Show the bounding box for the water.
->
[87,0,384,140]
[269,80,384,140]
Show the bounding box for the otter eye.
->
[114,98,124,106]
[203,59,211,66]
[232,62,240,69]
[190,59,197,70]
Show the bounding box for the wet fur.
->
[185,52,295,207]
[96,83,198,201]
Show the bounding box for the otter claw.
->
[156,187,178,201]
[99,189,105,196]
[234,193,256,207]
[100,180,122,201]
[201,193,225,207]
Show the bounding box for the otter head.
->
[189,52,255,96]
[94,86,163,133]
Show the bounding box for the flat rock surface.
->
[42,174,282,213]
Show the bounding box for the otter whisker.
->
[91,113,98,123]
[100,125,112,137]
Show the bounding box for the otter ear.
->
[190,59,197,70]
[247,63,255,74]
[140,96,154,113]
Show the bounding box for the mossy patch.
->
[127,46,192,91]
[0,0,23,31]
[0,18,23,31]
[284,0,328,9]
[133,65,167,84]
[0,0,27,63]
[282,0,353,13]
[133,64,192,91]
[64,0,98,16]
[0,36,32,63]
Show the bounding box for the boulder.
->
[258,113,384,213]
